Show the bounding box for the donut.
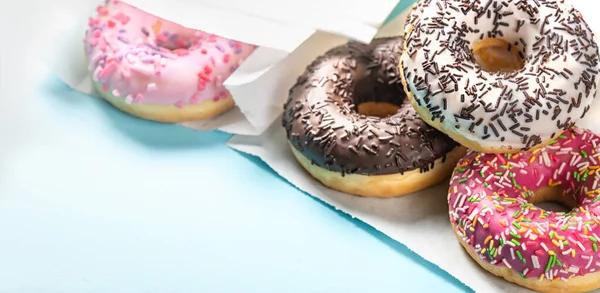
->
[282,37,465,198]
[448,127,600,293]
[84,0,256,123]
[400,0,600,154]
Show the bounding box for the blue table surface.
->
[0,2,474,292]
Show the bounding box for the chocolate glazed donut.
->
[282,37,466,198]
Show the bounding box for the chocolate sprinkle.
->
[282,37,459,176]
[402,0,600,151]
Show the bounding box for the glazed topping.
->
[282,37,459,176]
[402,0,600,151]
[449,127,600,280]
[84,0,256,107]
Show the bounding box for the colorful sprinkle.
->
[449,128,600,282]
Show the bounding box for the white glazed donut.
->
[400,0,600,153]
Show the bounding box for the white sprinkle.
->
[532,255,541,269]
[536,223,547,235]
[541,242,549,252]
[468,209,479,220]
[458,194,467,208]
[587,256,594,270]
[568,265,580,274]
[523,268,529,276]
[536,175,544,187]
[577,241,586,251]
[147,83,157,91]
[578,161,590,171]
[510,248,515,260]
[562,248,572,255]
[502,258,512,269]
[111,89,120,97]
[453,194,464,208]
[573,155,582,167]
[542,151,551,167]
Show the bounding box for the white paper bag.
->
[36,0,401,135]
[124,0,402,45]
[227,2,600,292]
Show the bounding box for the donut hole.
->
[156,31,196,51]
[472,38,525,73]
[357,102,401,118]
[353,72,404,118]
[530,186,576,213]
[149,21,198,51]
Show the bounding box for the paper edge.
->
[226,127,475,292]
[122,0,325,52]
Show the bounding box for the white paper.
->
[227,2,600,292]
[200,32,350,135]
[35,0,400,135]
[124,0,401,44]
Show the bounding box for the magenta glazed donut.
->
[84,0,256,123]
[449,127,600,292]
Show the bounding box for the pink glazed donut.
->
[84,0,256,123]
[449,127,600,293]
